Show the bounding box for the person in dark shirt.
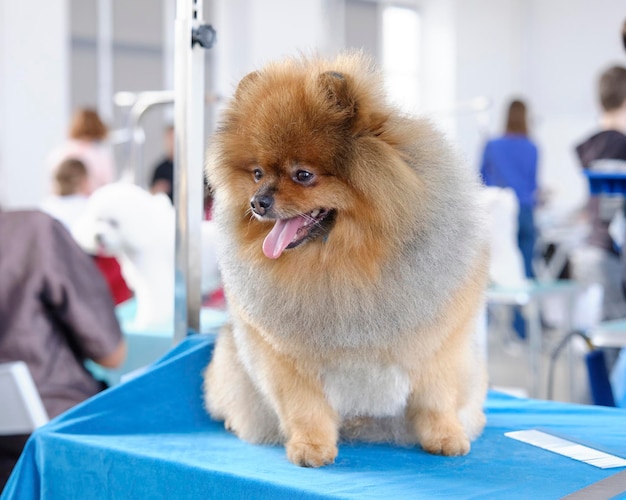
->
[0,210,126,490]
[150,125,174,202]
[148,124,214,216]
[572,65,626,321]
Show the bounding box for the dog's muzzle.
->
[251,193,274,217]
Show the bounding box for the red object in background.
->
[92,255,133,305]
[203,288,225,309]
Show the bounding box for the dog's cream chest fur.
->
[321,362,410,418]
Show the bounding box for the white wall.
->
[71,0,167,185]
[0,0,69,209]
[417,0,456,136]
[454,0,526,163]
[528,0,625,215]
[213,0,332,109]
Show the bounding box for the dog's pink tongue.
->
[262,217,306,259]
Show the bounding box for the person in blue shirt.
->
[480,99,539,278]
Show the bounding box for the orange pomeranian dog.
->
[203,52,489,467]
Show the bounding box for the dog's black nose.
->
[251,194,273,216]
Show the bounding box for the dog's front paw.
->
[286,440,338,467]
[413,409,471,456]
[420,432,470,456]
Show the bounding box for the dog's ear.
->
[318,71,387,136]
[318,71,357,119]
[234,71,260,99]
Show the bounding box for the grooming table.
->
[4,334,626,499]
[589,319,626,348]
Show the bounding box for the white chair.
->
[0,361,48,435]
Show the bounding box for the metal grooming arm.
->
[113,90,175,186]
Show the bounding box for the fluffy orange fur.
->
[203,52,489,467]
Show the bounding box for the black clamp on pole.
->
[192,24,217,49]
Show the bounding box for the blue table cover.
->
[4,334,626,499]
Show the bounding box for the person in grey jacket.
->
[0,210,126,490]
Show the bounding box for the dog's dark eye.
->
[294,170,314,184]
[253,168,263,182]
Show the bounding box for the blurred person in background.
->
[39,157,90,231]
[149,124,215,220]
[47,109,131,305]
[480,98,539,279]
[0,210,126,490]
[47,108,116,194]
[573,65,626,321]
[573,63,626,409]
[149,124,174,203]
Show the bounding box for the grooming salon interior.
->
[1,1,626,498]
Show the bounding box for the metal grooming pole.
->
[173,0,216,343]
